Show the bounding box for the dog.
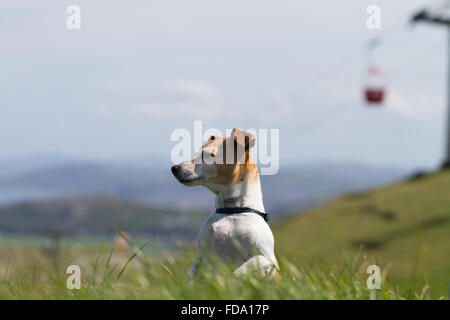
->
[171,128,279,278]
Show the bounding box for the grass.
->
[274,170,450,299]
[1,170,449,299]
[0,243,431,300]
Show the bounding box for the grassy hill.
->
[273,170,450,298]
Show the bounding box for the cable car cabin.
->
[364,66,385,105]
[365,87,384,104]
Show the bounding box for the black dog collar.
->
[215,207,270,222]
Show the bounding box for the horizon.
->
[0,151,417,172]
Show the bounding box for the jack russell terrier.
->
[171,128,279,278]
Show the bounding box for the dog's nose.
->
[171,165,181,175]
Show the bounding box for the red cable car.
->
[364,66,386,105]
[365,88,384,103]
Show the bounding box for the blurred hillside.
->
[0,196,205,240]
[273,170,450,298]
[0,157,407,216]
[0,157,409,241]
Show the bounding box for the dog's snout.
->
[171,165,181,175]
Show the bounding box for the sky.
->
[0,0,449,170]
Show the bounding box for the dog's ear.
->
[231,128,256,150]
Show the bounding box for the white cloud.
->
[167,80,218,100]
[386,89,445,121]
[93,78,228,119]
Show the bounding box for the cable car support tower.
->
[411,9,450,168]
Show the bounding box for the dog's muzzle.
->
[171,165,181,176]
[171,165,197,185]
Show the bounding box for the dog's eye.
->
[201,151,215,163]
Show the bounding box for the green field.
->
[0,170,449,299]
[274,170,450,298]
[0,242,430,300]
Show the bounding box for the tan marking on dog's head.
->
[231,128,256,150]
[209,129,259,185]
[171,129,259,188]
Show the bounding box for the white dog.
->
[171,128,279,278]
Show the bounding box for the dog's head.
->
[171,128,258,194]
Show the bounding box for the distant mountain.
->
[0,196,208,240]
[0,157,408,217]
[0,161,213,210]
[0,155,71,179]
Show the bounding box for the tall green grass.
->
[0,241,439,300]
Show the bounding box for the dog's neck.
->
[214,173,265,212]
